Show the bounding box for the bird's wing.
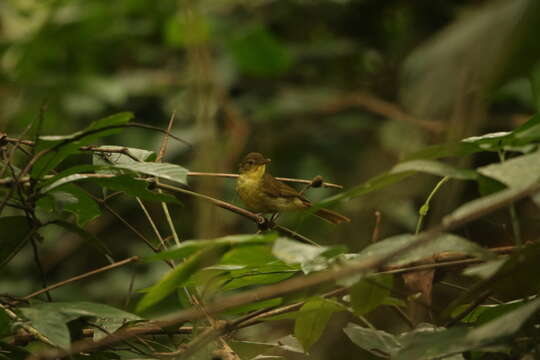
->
[262,174,308,201]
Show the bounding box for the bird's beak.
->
[265,158,272,164]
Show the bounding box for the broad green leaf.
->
[136,243,231,313]
[294,297,345,352]
[40,169,179,204]
[144,233,277,262]
[25,301,140,321]
[390,160,477,180]
[404,142,482,161]
[350,274,393,316]
[344,323,402,357]
[20,301,139,349]
[356,233,493,267]
[31,112,133,178]
[444,185,536,225]
[272,238,327,265]
[92,176,180,204]
[322,159,474,205]
[220,244,277,265]
[321,171,414,205]
[468,297,540,342]
[478,150,540,188]
[221,264,298,291]
[456,298,525,325]
[396,299,540,359]
[37,184,101,226]
[110,162,188,186]
[0,216,33,269]
[395,326,468,360]
[230,25,292,77]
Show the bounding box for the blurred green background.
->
[2,0,540,358]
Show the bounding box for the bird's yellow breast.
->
[236,165,270,212]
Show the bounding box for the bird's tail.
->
[314,208,351,224]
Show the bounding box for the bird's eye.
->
[247,160,253,165]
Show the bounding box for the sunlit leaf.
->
[272,238,327,265]
[478,150,540,188]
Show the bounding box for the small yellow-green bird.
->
[236,152,350,224]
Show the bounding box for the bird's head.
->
[238,152,271,177]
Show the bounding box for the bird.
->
[235,152,350,224]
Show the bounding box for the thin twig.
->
[187,171,343,189]
[24,256,139,300]
[136,197,167,250]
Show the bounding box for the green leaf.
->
[272,238,327,266]
[136,243,231,313]
[230,25,292,77]
[404,142,480,161]
[109,162,188,186]
[20,301,139,349]
[478,150,540,188]
[322,159,474,206]
[343,322,402,358]
[0,216,33,269]
[356,233,493,267]
[144,233,277,262]
[294,297,345,352]
[38,184,101,226]
[390,160,477,180]
[468,297,540,343]
[92,176,180,204]
[396,299,540,360]
[394,325,469,360]
[444,185,534,226]
[350,274,393,316]
[456,298,525,325]
[31,112,133,178]
[322,171,414,205]
[221,263,298,292]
